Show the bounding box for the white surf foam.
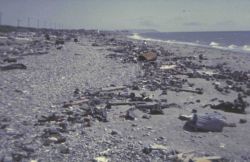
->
[209,41,220,47]
[243,45,250,51]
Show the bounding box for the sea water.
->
[129,31,250,53]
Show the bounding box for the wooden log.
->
[63,99,89,108]
[101,86,127,92]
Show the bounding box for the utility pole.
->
[37,19,40,28]
[50,22,53,29]
[43,21,47,29]
[0,11,2,25]
[27,17,30,27]
[17,19,21,27]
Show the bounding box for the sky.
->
[0,0,250,32]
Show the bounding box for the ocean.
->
[130,31,250,53]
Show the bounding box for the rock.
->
[42,128,66,145]
[58,122,68,130]
[161,90,167,95]
[111,130,120,136]
[83,117,92,127]
[0,63,27,71]
[142,146,152,154]
[142,114,151,119]
[92,108,108,122]
[3,58,17,63]
[156,136,165,141]
[12,152,27,162]
[58,145,70,154]
[149,104,164,115]
[136,103,164,115]
[125,108,136,120]
[63,98,89,108]
[74,88,80,96]
[74,38,78,42]
[55,39,64,45]
[56,46,63,50]
[38,113,63,123]
[21,145,35,154]
[138,52,157,61]
[44,34,50,40]
[192,109,197,113]
[2,155,13,162]
[239,119,247,124]
[199,54,204,60]
[92,43,99,47]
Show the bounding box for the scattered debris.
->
[210,94,248,114]
[1,28,249,162]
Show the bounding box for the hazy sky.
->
[0,0,250,32]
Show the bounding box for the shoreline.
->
[0,29,250,162]
[128,32,250,55]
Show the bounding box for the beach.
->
[0,29,250,162]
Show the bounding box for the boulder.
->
[138,52,157,61]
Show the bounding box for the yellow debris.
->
[160,65,176,70]
[94,156,109,162]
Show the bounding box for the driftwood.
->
[3,58,17,63]
[168,87,203,95]
[101,86,127,92]
[22,51,48,56]
[0,63,27,71]
[175,89,203,94]
[109,101,147,106]
[63,98,89,108]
